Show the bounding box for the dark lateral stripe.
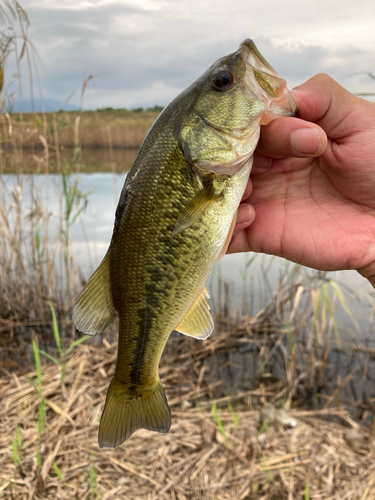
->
[129,301,157,386]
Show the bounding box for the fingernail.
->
[253,155,272,170]
[237,204,253,224]
[291,128,321,155]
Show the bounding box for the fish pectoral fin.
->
[175,287,214,340]
[73,250,117,336]
[217,210,237,261]
[172,183,222,237]
[99,377,171,448]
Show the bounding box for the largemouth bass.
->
[73,39,297,448]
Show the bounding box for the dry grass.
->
[2,169,375,499]
[1,61,375,500]
[2,7,375,498]
[0,110,158,173]
[1,110,159,155]
[2,129,375,497]
[1,335,375,500]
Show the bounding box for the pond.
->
[2,170,374,339]
[2,167,375,418]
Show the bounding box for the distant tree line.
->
[94,105,165,113]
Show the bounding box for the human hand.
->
[228,74,375,286]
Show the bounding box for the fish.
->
[73,39,297,448]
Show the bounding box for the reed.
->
[1,337,374,499]
[1,8,375,496]
[1,110,159,157]
[2,102,375,498]
[0,108,93,369]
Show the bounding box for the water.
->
[3,170,375,417]
[3,171,374,337]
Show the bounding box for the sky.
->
[4,0,375,110]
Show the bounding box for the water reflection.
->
[3,171,373,339]
[3,171,375,412]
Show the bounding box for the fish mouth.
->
[239,39,298,122]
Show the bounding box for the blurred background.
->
[4,0,375,111]
[1,1,375,499]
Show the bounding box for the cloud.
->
[4,0,375,109]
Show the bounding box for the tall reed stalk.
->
[0,107,92,365]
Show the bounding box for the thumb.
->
[255,73,368,162]
[255,117,326,160]
[292,73,370,138]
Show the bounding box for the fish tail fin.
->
[98,376,171,448]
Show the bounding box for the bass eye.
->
[212,70,233,90]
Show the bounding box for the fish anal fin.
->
[175,287,213,340]
[99,377,171,448]
[217,210,237,261]
[172,183,221,237]
[73,250,117,336]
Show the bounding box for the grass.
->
[0,110,158,173]
[23,338,46,492]
[36,302,88,390]
[211,401,227,439]
[1,338,375,499]
[2,109,158,151]
[1,39,375,499]
[2,103,375,497]
[0,109,93,370]
[2,4,374,498]
[2,148,375,499]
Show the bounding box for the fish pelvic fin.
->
[98,377,171,448]
[73,250,117,335]
[175,287,214,340]
[172,183,222,237]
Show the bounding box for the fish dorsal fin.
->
[175,287,213,339]
[73,250,117,336]
[217,210,237,261]
[172,183,222,237]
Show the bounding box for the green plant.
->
[60,160,92,298]
[267,467,274,485]
[24,319,88,488]
[84,451,102,500]
[211,401,226,439]
[227,401,239,427]
[25,338,45,486]
[12,425,25,476]
[305,478,310,500]
[53,459,68,496]
[258,418,270,436]
[53,460,66,484]
[37,301,88,387]
[310,280,356,349]
[259,455,277,495]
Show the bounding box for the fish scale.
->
[111,131,240,384]
[73,38,297,448]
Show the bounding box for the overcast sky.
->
[5,0,375,109]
